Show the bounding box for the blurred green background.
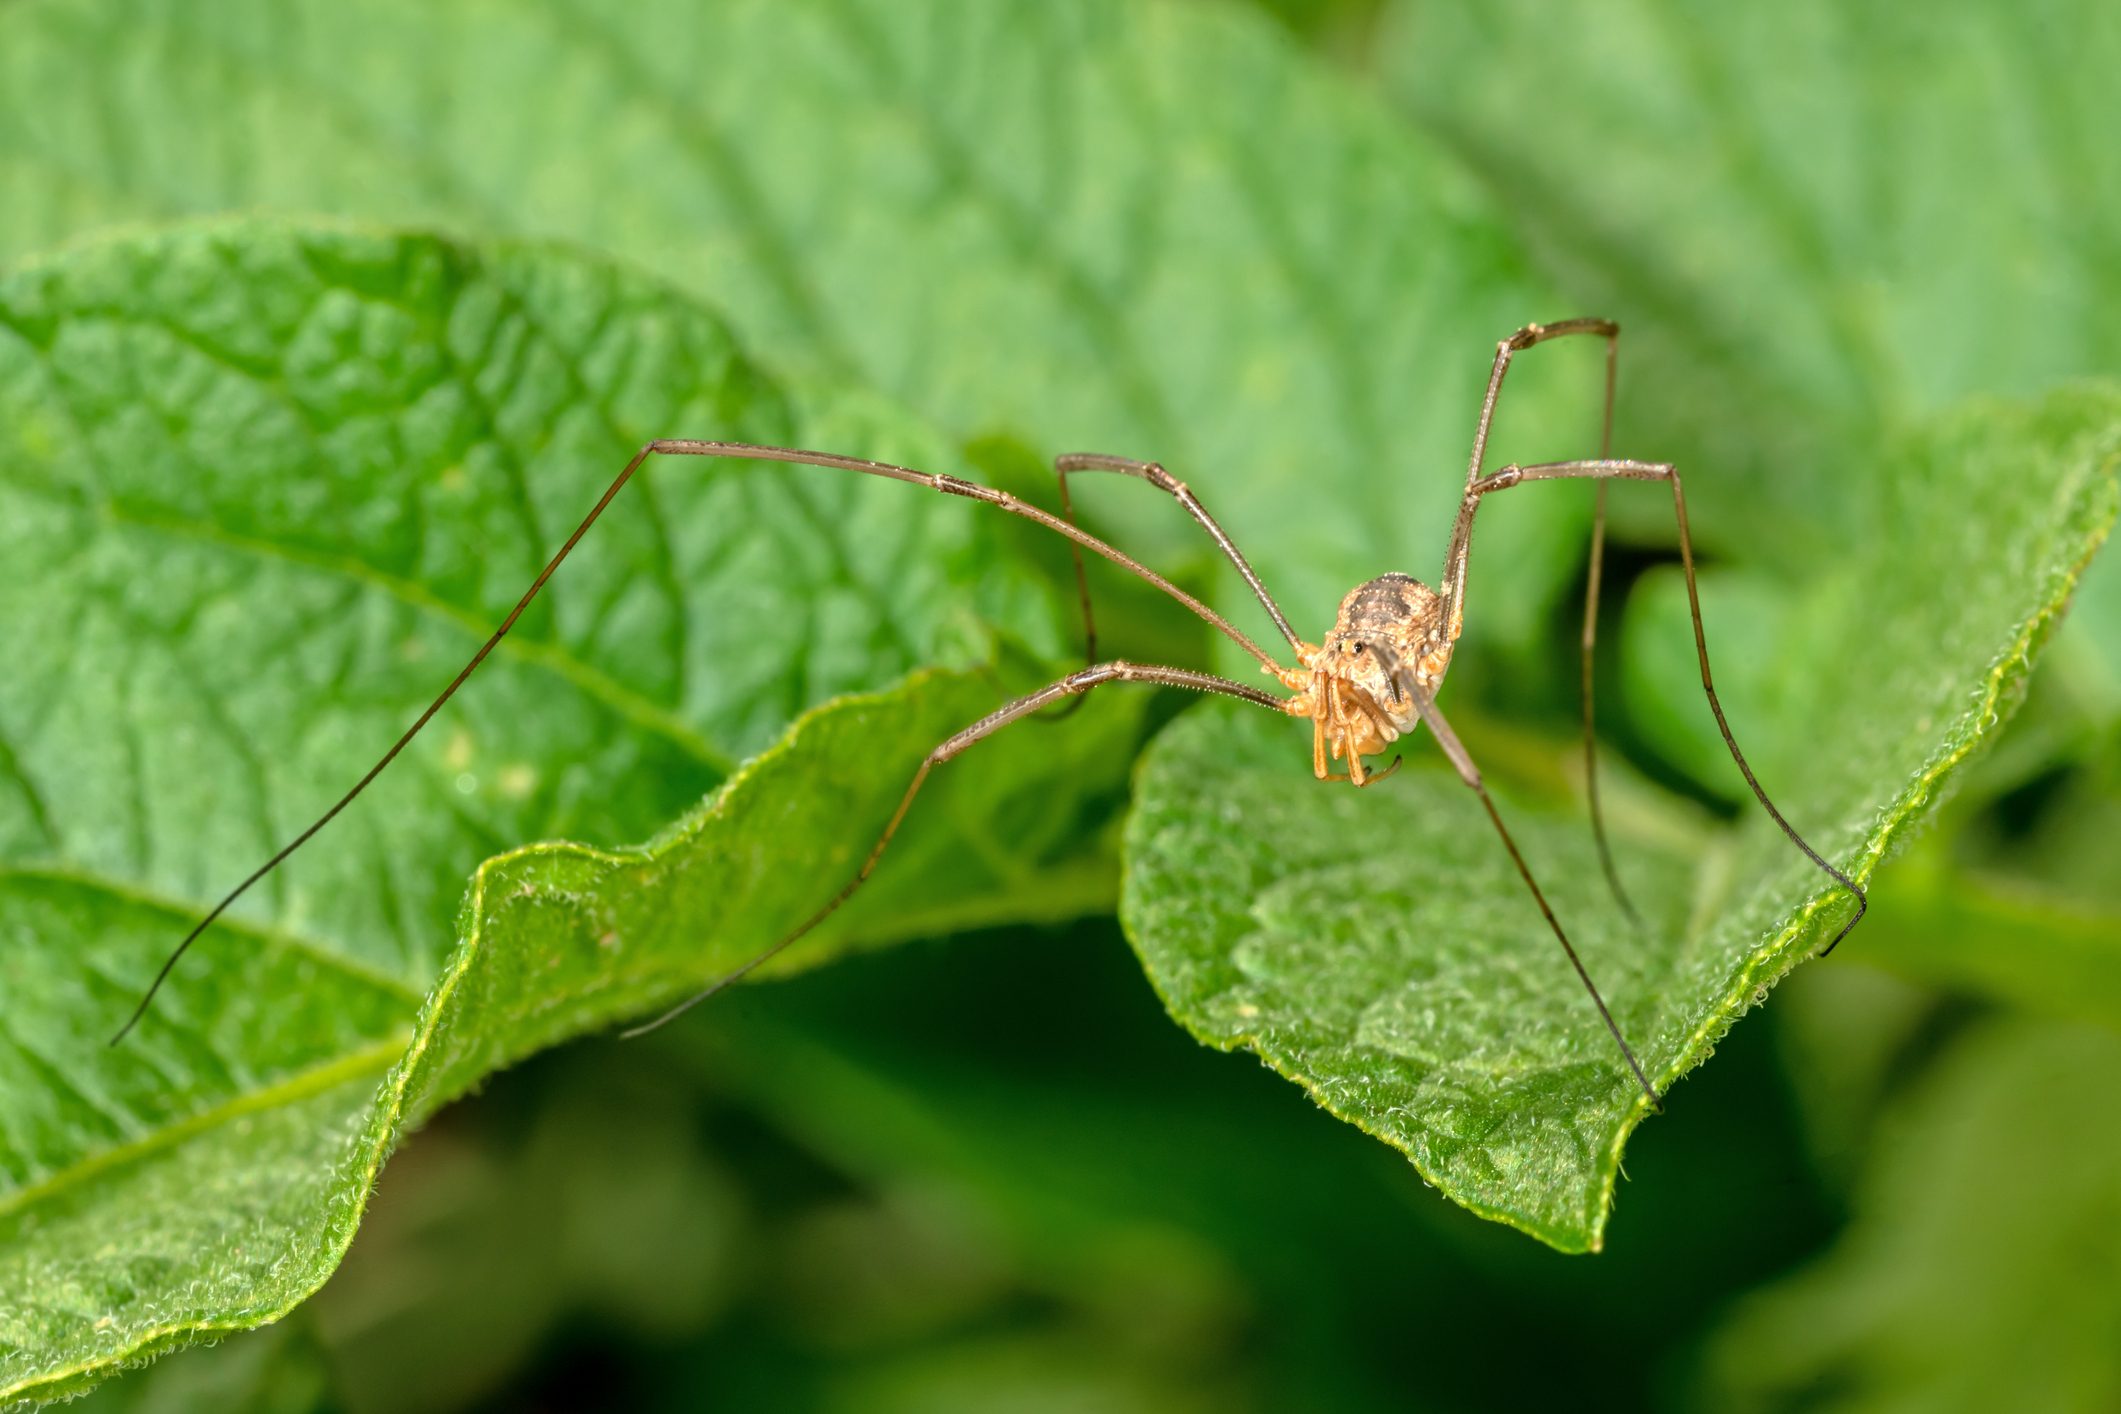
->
[10,0,2118,1409]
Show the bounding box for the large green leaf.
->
[1121,385,2121,1250]
[0,222,1138,1403]
[0,0,1612,669]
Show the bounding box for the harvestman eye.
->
[113,320,1867,1109]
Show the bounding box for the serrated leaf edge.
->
[0,667,965,1407]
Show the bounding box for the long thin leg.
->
[1443,317,1621,641]
[1439,320,1641,924]
[620,660,1290,1037]
[1051,454,1307,663]
[1579,337,1643,927]
[1581,478,1643,927]
[112,440,1299,1043]
[1390,675,1660,1108]
[1454,458,1868,954]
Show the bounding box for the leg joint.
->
[1501,317,1620,352]
[932,472,1000,503]
[1469,466,1525,496]
[1065,660,1131,693]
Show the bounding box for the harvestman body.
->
[115,320,1867,1108]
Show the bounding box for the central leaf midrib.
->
[0,1036,407,1222]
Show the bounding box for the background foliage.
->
[2,0,2118,1409]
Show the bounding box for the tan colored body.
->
[1274,572,1454,787]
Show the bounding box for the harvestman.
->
[114,320,1867,1106]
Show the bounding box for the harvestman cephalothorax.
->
[112,319,1867,1107]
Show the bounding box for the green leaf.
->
[0,0,1600,668]
[0,222,1139,1402]
[1697,1018,2121,1412]
[1121,385,2121,1251]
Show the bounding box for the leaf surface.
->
[0,223,1134,1402]
[1121,385,2121,1249]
